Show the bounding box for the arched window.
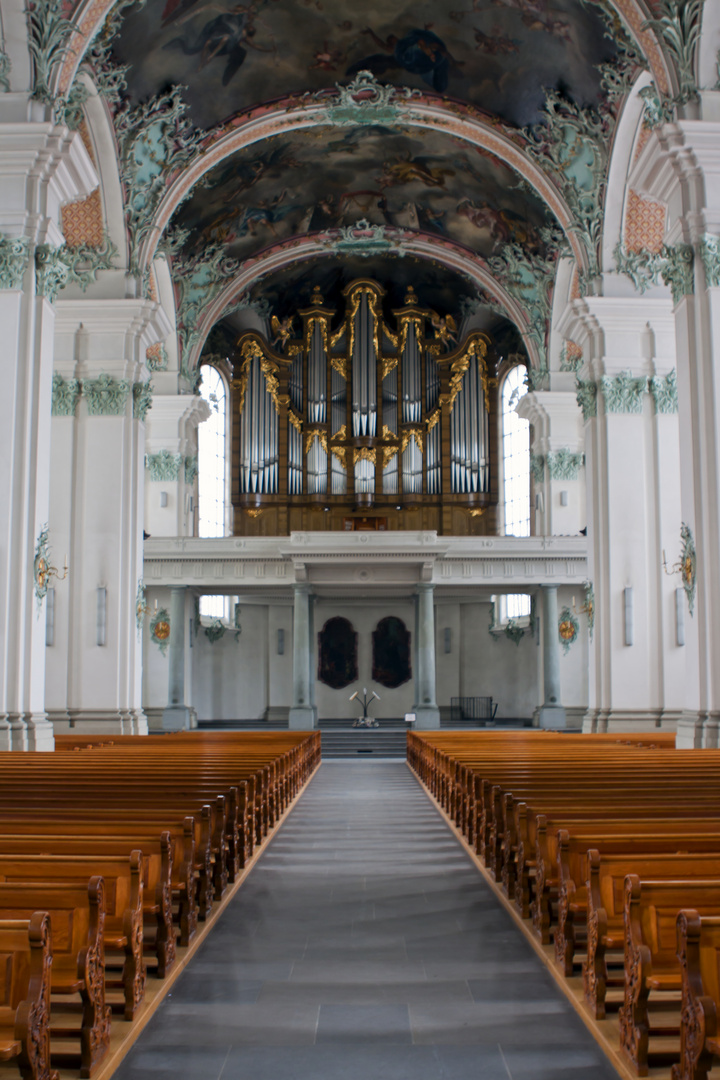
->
[501,366,530,537]
[198,364,227,538]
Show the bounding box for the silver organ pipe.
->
[352,292,377,437]
[402,439,422,495]
[426,351,440,494]
[288,352,303,494]
[307,437,327,495]
[239,354,279,495]
[354,456,374,494]
[330,366,347,495]
[450,351,488,494]
[308,323,326,423]
[382,365,398,495]
[402,323,421,423]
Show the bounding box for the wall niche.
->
[317,616,358,689]
[372,616,411,689]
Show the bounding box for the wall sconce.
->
[277,628,285,655]
[160,491,168,508]
[535,492,544,512]
[443,627,452,654]
[96,586,107,647]
[560,490,569,507]
[45,587,55,647]
[675,587,685,647]
[623,586,633,646]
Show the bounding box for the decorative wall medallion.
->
[372,616,411,688]
[680,522,697,616]
[318,616,358,690]
[318,70,419,127]
[558,606,579,653]
[150,607,171,654]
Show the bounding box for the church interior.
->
[1,0,720,1077]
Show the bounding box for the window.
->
[198,365,227,537]
[199,595,226,620]
[502,366,530,537]
[499,594,531,622]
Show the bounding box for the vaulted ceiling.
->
[79,0,659,370]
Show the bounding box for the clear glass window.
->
[499,594,532,622]
[502,367,530,537]
[199,595,226,620]
[198,365,227,538]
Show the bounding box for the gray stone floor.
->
[113,762,620,1080]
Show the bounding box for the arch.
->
[500,364,530,538]
[187,230,544,374]
[197,362,229,538]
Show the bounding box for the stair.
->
[319,718,408,758]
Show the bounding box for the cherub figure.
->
[271,315,295,350]
[430,313,457,346]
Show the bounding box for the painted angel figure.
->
[430,313,457,347]
[271,315,295,350]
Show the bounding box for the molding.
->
[649,369,679,413]
[132,380,153,422]
[51,373,80,416]
[546,448,584,480]
[599,370,648,413]
[146,449,183,482]
[0,234,30,289]
[315,70,420,127]
[82,373,130,416]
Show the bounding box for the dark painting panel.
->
[372,616,411,689]
[318,617,358,689]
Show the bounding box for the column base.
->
[412,705,440,730]
[675,711,720,748]
[0,713,55,751]
[58,710,147,736]
[161,706,193,732]
[288,706,316,730]
[537,705,567,729]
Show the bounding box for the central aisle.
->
[114,762,620,1080]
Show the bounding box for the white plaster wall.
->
[459,602,538,719]
[192,605,269,721]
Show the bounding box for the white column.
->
[49,299,171,734]
[561,297,683,733]
[0,124,97,750]
[537,585,566,728]
[413,583,440,730]
[162,586,191,730]
[631,122,720,746]
[144,395,210,539]
[517,391,585,537]
[289,584,315,729]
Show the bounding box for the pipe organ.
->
[231,279,498,535]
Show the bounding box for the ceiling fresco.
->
[111,0,619,130]
[172,125,555,264]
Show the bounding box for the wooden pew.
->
[0,878,109,1078]
[674,910,720,1080]
[620,879,720,1076]
[0,912,57,1080]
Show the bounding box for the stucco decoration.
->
[546,448,584,480]
[583,580,595,641]
[318,70,420,127]
[135,579,148,635]
[35,244,69,302]
[167,240,243,376]
[184,455,198,485]
[33,524,52,608]
[51,374,81,417]
[600,371,647,414]
[679,521,697,616]
[575,377,598,421]
[62,235,119,291]
[0,235,30,289]
[26,0,76,105]
[614,242,694,305]
[83,374,131,416]
[132,380,153,422]
[699,235,720,288]
[146,343,169,371]
[530,452,545,484]
[146,450,183,481]
[558,605,579,653]
[150,606,171,654]
[649,369,679,413]
[642,0,702,104]
[204,620,226,644]
[560,341,583,372]
[0,41,11,92]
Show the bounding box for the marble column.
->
[413,583,440,730]
[537,585,566,728]
[289,584,315,729]
[162,586,191,730]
